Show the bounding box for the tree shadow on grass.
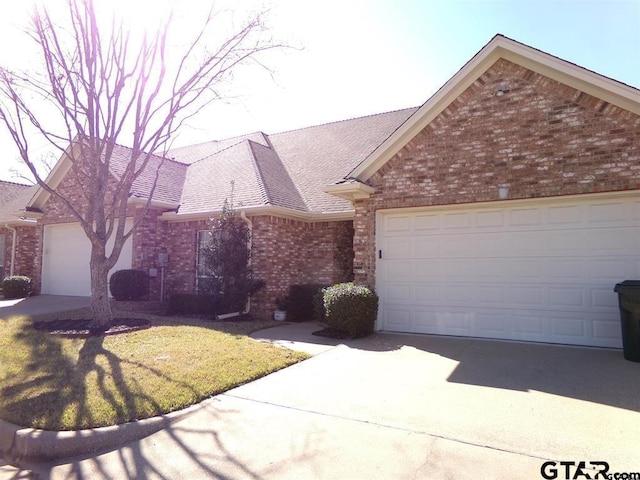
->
[2,318,304,479]
[0,320,189,431]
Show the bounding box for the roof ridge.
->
[0,179,32,188]
[107,141,184,167]
[187,139,255,165]
[270,107,420,137]
[246,139,272,207]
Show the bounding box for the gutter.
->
[4,224,17,277]
[215,210,254,320]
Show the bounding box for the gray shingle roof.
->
[0,181,35,223]
[168,108,417,215]
[178,141,266,214]
[12,108,416,221]
[108,144,187,205]
[269,108,417,213]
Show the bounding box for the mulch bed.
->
[33,318,152,338]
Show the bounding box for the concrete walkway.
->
[2,319,639,479]
[0,295,90,317]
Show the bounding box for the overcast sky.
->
[0,0,639,182]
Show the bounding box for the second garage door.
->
[376,194,640,348]
[42,222,133,296]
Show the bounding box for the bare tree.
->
[0,0,278,330]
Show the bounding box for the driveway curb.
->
[0,398,209,463]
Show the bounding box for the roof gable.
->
[346,34,640,183]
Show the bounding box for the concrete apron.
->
[19,326,640,480]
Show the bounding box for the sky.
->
[0,0,638,182]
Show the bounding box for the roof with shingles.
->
[107,144,187,205]
[167,107,417,215]
[0,181,35,223]
[10,108,417,220]
[177,141,266,214]
[269,108,417,213]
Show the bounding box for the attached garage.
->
[41,222,133,296]
[376,194,640,348]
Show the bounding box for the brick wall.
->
[159,216,353,319]
[131,207,169,300]
[0,225,40,290]
[354,59,640,287]
[236,216,353,319]
[164,219,209,296]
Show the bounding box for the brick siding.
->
[353,59,640,287]
[249,216,354,319]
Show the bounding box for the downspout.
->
[216,210,253,320]
[4,224,17,277]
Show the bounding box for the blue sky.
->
[0,0,639,181]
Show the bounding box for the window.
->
[196,230,220,293]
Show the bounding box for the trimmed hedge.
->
[168,293,217,316]
[1,276,31,299]
[287,284,329,322]
[323,282,378,338]
[109,269,149,301]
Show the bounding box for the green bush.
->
[323,282,378,338]
[1,276,31,299]
[287,284,329,322]
[168,293,217,316]
[313,288,327,321]
[109,269,149,301]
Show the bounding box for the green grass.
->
[0,309,309,431]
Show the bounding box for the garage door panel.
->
[385,261,414,280]
[508,207,541,226]
[414,238,439,258]
[42,221,133,296]
[591,288,618,309]
[548,205,583,225]
[473,285,504,304]
[443,212,471,229]
[384,308,411,329]
[384,216,411,232]
[512,314,545,336]
[476,210,504,228]
[510,285,544,306]
[377,196,635,348]
[384,238,412,259]
[414,214,439,231]
[588,202,631,223]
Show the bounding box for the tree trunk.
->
[89,247,112,332]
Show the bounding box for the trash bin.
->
[613,280,640,362]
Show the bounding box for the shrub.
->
[323,282,378,338]
[1,275,31,299]
[287,284,329,322]
[109,269,149,301]
[168,293,217,316]
[313,288,327,321]
[200,200,264,315]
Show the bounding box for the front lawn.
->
[0,309,308,431]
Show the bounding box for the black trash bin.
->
[613,280,640,362]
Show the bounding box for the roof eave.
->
[160,205,354,223]
[128,196,180,210]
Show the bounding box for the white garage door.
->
[42,221,133,296]
[376,194,640,348]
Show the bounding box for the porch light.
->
[497,185,510,199]
[496,84,510,96]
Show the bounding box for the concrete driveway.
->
[5,321,636,480]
